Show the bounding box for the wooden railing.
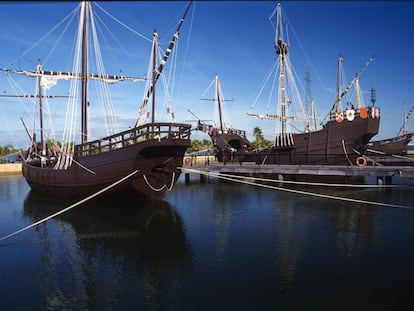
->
[74,122,191,157]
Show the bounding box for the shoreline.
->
[0,156,215,178]
[0,163,22,177]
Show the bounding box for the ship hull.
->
[22,123,191,200]
[209,132,254,162]
[199,122,253,162]
[367,133,413,155]
[251,111,380,165]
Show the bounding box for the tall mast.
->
[331,55,375,115]
[334,54,343,113]
[304,65,312,117]
[354,75,360,108]
[81,1,88,145]
[275,3,292,147]
[36,59,45,155]
[305,65,317,130]
[152,31,158,128]
[402,102,407,135]
[135,0,193,127]
[215,74,224,132]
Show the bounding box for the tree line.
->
[0,144,21,156]
[1,126,272,155]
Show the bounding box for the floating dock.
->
[182,162,414,185]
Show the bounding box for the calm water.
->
[1,174,414,310]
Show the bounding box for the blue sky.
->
[1,1,413,148]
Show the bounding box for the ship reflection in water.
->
[1,176,414,309]
[22,191,193,310]
[169,180,414,310]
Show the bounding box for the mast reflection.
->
[23,191,193,309]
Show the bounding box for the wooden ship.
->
[1,1,193,199]
[246,2,380,165]
[189,74,254,162]
[367,102,414,156]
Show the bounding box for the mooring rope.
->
[143,172,176,192]
[71,158,96,174]
[198,170,400,188]
[0,170,139,242]
[181,167,414,209]
[341,139,353,166]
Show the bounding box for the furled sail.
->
[0,68,145,87]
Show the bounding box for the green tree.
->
[187,139,213,153]
[45,138,61,149]
[251,126,273,149]
[0,144,13,156]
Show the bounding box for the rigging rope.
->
[93,2,151,42]
[0,170,139,242]
[180,167,413,209]
[89,7,120,136]
[5,5,80,69]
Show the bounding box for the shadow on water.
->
[171,178,414,310]
[22,191,194,310]
[2,176,414,310]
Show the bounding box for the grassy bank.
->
[0,163,22,176]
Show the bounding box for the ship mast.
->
[36,60,45,155]
[331,54,375,114]
[305,66,317,130]
[152,31,158,130]
[198,74,234,132]
[274,2,293,147]
[215,75,224,132]
[398,103,414,136]
[334,54,343,113]
[135,0,193,127]
[81,1,88,145]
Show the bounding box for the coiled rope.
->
[181,167,414,210]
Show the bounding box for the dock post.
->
[185,173,190,184]
[385,176,392,185]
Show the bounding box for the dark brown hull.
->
[367,133,413,155]
[250,110,380,165]
[209,132,254,162]
[22,123,191,200]
[197,121,253,162]
[209,132,252,151]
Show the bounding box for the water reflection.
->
[272,188,385,307]
[1,176,412,309]
[23,191,193,309]
[172,180,392,308]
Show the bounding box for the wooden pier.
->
[182,162,414,185]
